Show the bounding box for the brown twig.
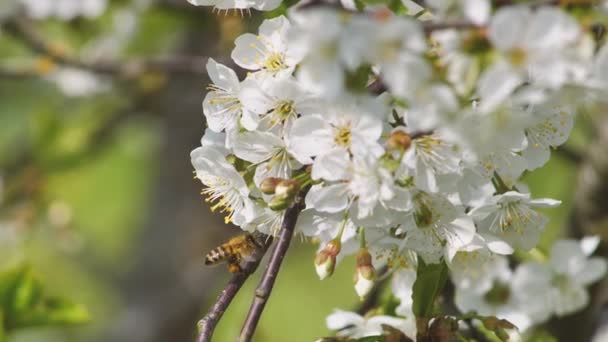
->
[2,16,210,78]
[422,21,480,34]
[196,236,273,342]
[238,191,308,342]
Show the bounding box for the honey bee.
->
[205,231,269,273]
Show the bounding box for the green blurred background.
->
[0,1,592,341]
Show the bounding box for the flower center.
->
[334,126,352,147]
[508,48,527,66]
[496,201,539,234]
[275,100,295,119]
[264,53,286,72]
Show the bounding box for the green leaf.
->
[13,297,90,329]
[0,265,42,322]
[10,268,42,317]
[411,260,448,318]
[0,267,23,308]
[0,264,89,332]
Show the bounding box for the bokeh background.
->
[0,1,605,341]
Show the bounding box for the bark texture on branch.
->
[196,236,273,342]
[238,191,307,342]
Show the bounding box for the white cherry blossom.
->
[470,191,560,251]
[404,192,476,264]
[191,146,255,226]
[326,310,412,339]
[287,100,384,166]
[203,59,250,133]
[546,237,607,316]
[238,77,317,133]
[232,16,301,78]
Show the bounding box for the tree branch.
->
[422,21,480,34]
[196,236,273,342]
[238,191,308,342]
[2,16,210,78]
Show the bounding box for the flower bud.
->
[259,177,282,195]
[275,179,300,199]
[387,130,412,151]
[315,251,335,280]
[314,239,341,280]
[353,248,376,299]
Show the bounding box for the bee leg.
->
[227,254,243,273]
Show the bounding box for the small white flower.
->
[455,257,550,332]
[522,106,574,170]
[456,254,556,331]
[401,84,459,133]
[547,238,607,316]
[326,310,412,339]
[362,16,430,100]
[191,146,255,226]
[231,130,297,188]
[404,192,476,264]
[479,6,583,111]
[470,191,560,251]
[287,100,384,166]
[232,16,301,78]
[305,152,409,226]
[238,77,317,132]
[449,244,512,294]
[203,59,246,133]
[401,134,461,193]
[289,9,349,97]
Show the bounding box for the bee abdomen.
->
[205,245,230,265]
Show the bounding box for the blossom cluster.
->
[190,1,608,339]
